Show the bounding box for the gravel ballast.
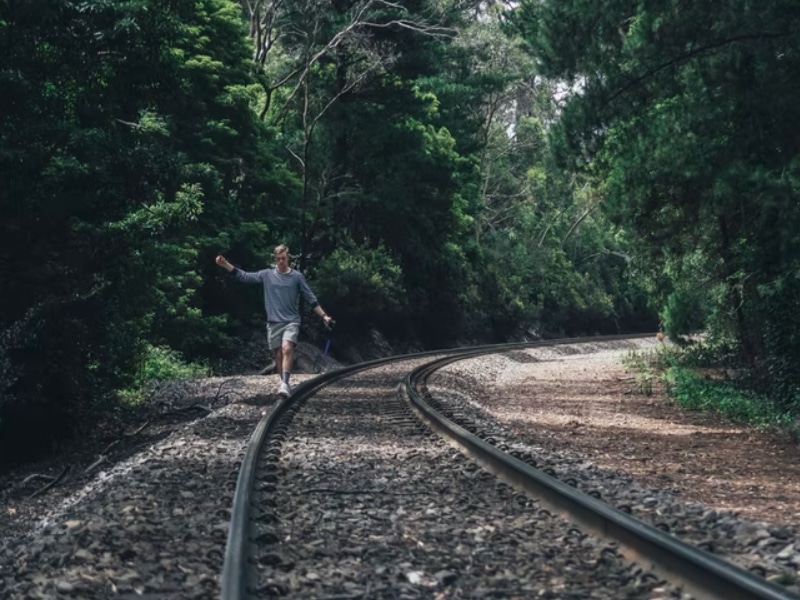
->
[1,338,798,598]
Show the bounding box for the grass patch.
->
[622,343,679,372]
[624,341,800,439]
[119,344,210,405]
[664,366,795,428]
[622,343,680,395]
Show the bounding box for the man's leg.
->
[273,323,300,396]
[266,323,283,384]
[280,340,295,384]
[274,348,283,374]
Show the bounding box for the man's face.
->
[275,251,289,271]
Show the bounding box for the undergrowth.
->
[665,366,795,428]
[623,342,800,439]
[118,344,210,405]
[622,343,676,396]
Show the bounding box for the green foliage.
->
[635,372,654,396]
[665,366,796,428]
[119,344,210,404]
[514,0,800,409]
[752,270,800,403]
[0,0,284,464]
[0,0,667,470]
[242,0,656,348]
[311,242,407,334]
[625,341,800,436]
[623,344,679,373]
[661,290,705,343]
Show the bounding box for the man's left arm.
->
[299,274,333,325]
[313,304,333,326]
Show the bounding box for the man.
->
[215,244,333,396]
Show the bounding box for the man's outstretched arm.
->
[215,255,262,283]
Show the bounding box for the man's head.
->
[274,244,290,272]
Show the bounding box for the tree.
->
[0,0,281,462]
[515,0,800,399]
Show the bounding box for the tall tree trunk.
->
[717,213,756,364]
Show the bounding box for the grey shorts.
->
[267,322,300,350]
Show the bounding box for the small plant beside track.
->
[622,344,675,396]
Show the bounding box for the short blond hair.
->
[274,244,290,258]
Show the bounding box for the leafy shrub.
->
[661,288,707,344]
[138,344,210,383]
[119,344,210,404]
[311,242,407,334]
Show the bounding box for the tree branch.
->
[28,466,69,499]
[561,204,596,248]
[607,30,797,107]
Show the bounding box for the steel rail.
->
[221,351,451,599]
[220,333,653,599]
[405,353,798,600]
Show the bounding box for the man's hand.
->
[323,315,335,330]
[215,255,234,272]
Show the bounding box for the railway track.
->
[221,336,799,600]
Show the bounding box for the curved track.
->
[221,336,798,599]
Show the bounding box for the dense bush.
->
[311,242,407,335]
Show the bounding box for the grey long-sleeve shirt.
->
[232,267,319,323]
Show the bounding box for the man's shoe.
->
[278,381,291,397]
